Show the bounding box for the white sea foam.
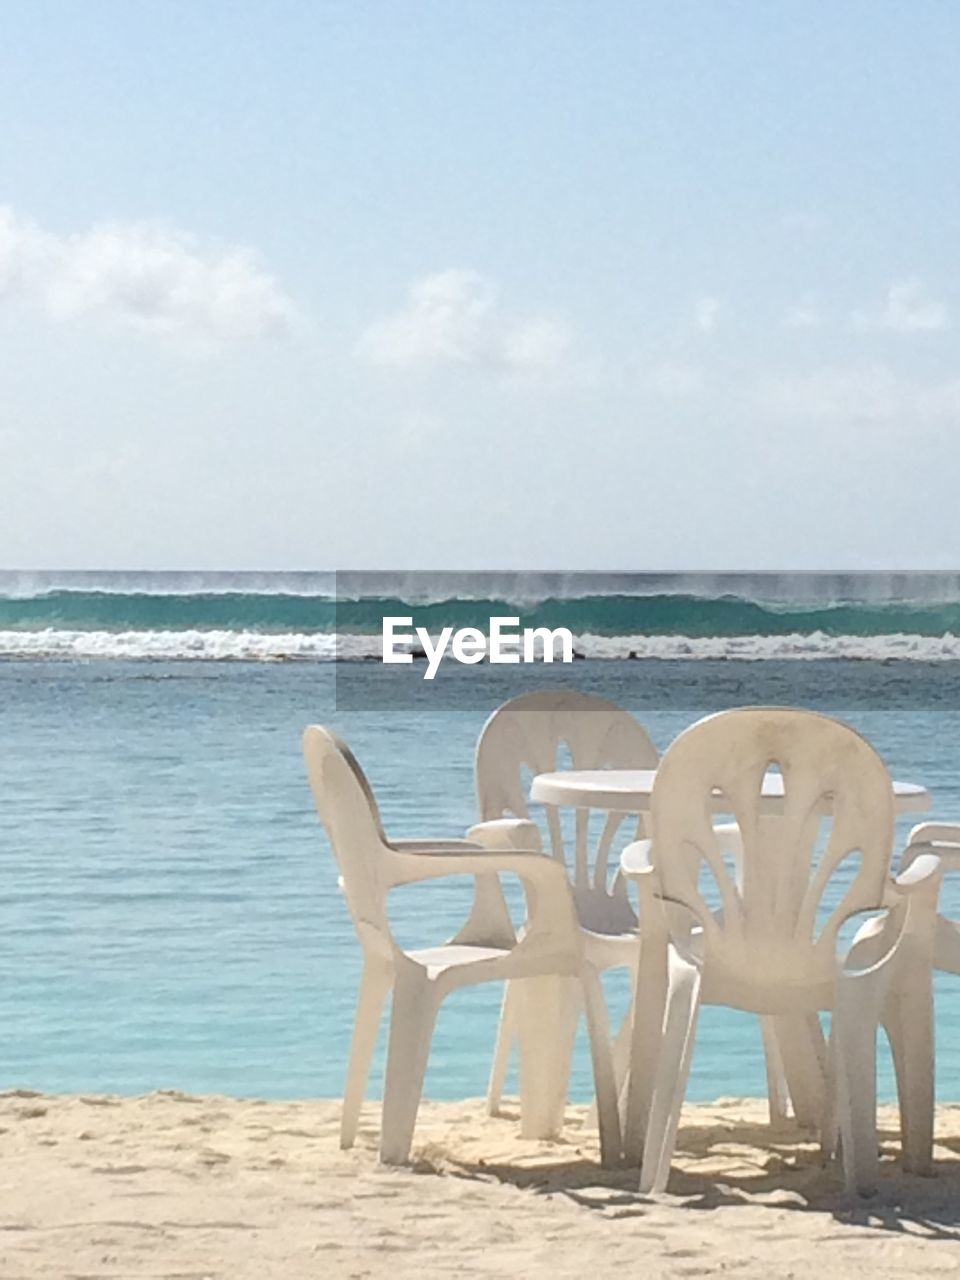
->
[3,628,960,662]
[576,631,960,661]
[0,629,339,661]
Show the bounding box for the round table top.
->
[530,768,931,815]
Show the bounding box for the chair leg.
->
[761,1015,790,1126]
[580,966,622,1169]
[884,976,935,1175]
[341,961,392,1149]
[380,968,439,1165]
[772,1013,827,1131]
[516,974,580,1140]
[586,1000,632,1131]
[487,981,517,1116]
[833,967,891,1196]
[640,949,701,1194]
[613,1002,634,1098]
[820,1030,840,1165]
[623,934,668,1165]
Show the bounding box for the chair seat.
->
[582,928,640,968]
[572,887,638,935]
[408,944,511,977]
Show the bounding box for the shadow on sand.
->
[412,1104,960,1240]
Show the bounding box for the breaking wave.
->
[3,629,960,663]
[3,572,960,661]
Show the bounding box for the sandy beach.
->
[3,1092,960,1279]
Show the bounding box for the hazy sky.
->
[2,1,959,569]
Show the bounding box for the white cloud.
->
[0,206,296,340]
[694,295,720,333]
[357,269,573,378]
[500,315,572,375]
[783,293,820,330]
[851,279,949,334]
[754,364,960,428]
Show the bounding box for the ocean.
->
[2,570,960,1105]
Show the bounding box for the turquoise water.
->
[3,655,960,1103]
[9,570,960,661]
[11,583,960,637]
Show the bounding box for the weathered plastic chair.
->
[620,707,941,1196]
[899,823,960,975]
[475,690,795,1131]
[475,690,658,1126]
[302,725,621,1166]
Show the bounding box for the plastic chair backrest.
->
[303,726,394,958]
[651,707,894,994]
[476,690,658,924]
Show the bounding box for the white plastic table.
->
[530,768,931,815]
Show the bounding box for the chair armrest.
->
[893,851,943,894]
[620,838,655,878]
[466,818,543,853]
[839,906,898,977]
[391,838,482,853]
[620,840,706,945]
[388,846,559,882]
[908,822,960,846]
[848,852,943,977]
[390,838,520,951]
[393,827,542,952]
[385,845,578,953]
[900,825,960,874]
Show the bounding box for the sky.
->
[1,0,959,570]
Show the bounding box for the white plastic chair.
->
[475,690,658,1126]
[899,823,960,975]
[620,707,941,1196]
[302,725,622,1166]
[475,690,793,1133]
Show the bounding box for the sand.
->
[2,1091,960,1279]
